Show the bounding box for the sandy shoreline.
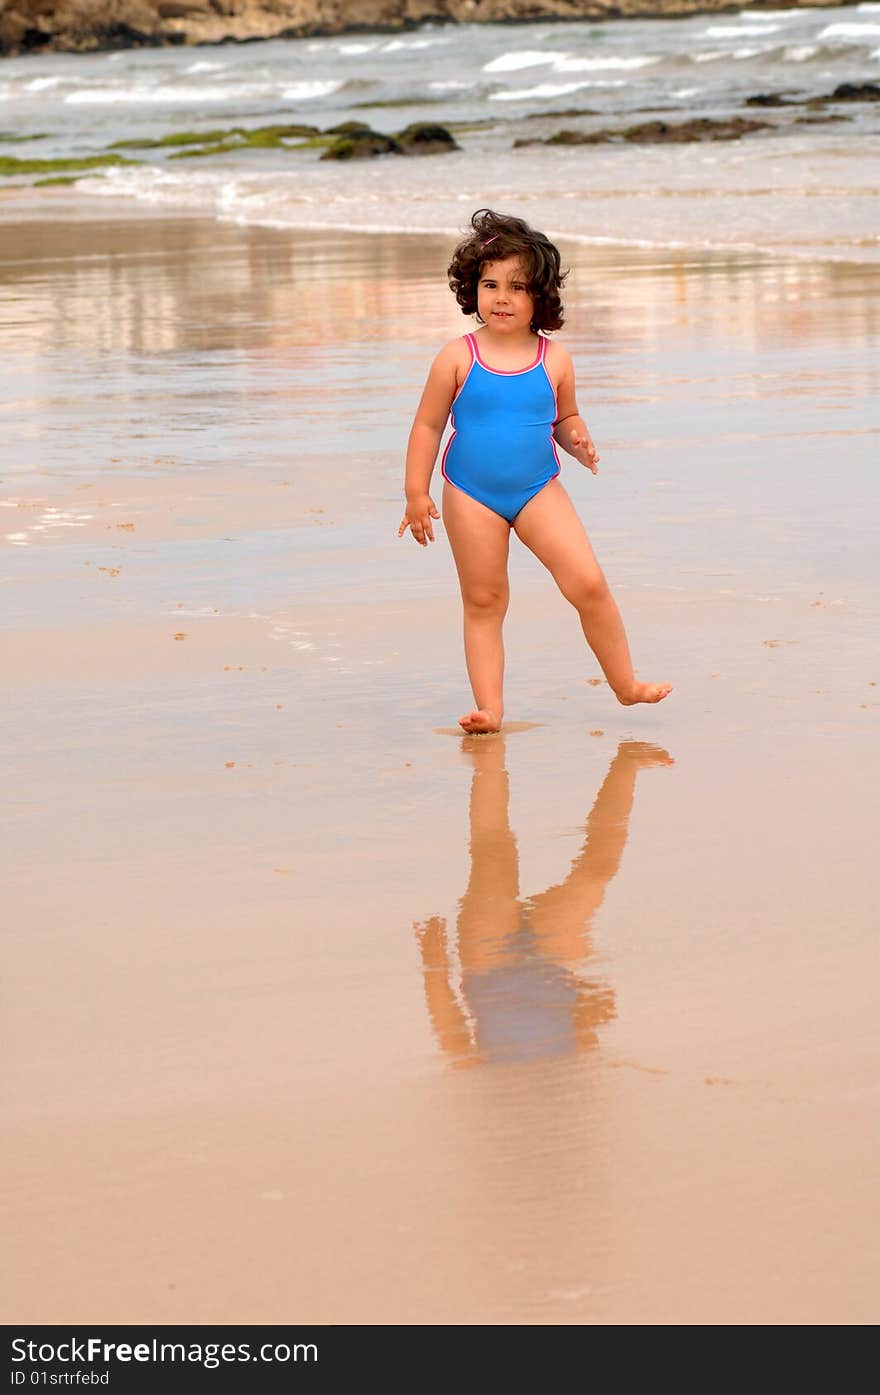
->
[2,210,878,1323]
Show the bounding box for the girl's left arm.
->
[550,344,600,475]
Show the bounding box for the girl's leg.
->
[513,480,671,705]
[442,480,511,732]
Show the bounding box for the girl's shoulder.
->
[542,336,573,373]
[431,334,473,383]
[435,334,473,364]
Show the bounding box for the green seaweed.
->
[109,124,320,152]
[0,153,138,177]
[109,130,233,150]
[168,128,331,159]
[33,175,83,186]
[0,132,50,144]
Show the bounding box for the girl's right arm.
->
[398,341,462,547]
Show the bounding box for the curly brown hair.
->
[447,208,567,333]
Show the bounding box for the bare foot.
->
[614,682,672,706]
[459,707,502,734]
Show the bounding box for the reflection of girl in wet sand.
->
[416,738,673,1065]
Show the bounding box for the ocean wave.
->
[64,84,275,105]
[490,80,623,101]
[703,25,783,37]
[60,158,880,265]
[553,55,660,72]
[379,37,442,52]
[818,22,880,39]
[183,61,226,74]
[24,77,63,91]
[483,51,565,73]
[281,81,345,102]
[783,45,819,62]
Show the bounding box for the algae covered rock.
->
[320,129,402,161]
[520,116,772,149]
[396,123,459,155]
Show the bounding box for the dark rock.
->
[794,113,847,125]
[324,121,373,136]
[745,93,796,108]
[621,117,771,143]
[320,129,403,161]
[546,128,603,145]
[396,122,459,155]
[524,116,772,149]
[829,82,880,103]
[523,107,598,121]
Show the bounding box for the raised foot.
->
[459,707,502,734]
[615,681,673,707]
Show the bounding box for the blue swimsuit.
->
[441,332,561,524]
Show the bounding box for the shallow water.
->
[2,5,880,260]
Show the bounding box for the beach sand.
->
[2,207,878,1323]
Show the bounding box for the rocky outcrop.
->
[515,115,773,146]
[0,0,850,58]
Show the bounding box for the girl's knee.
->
[463,584,509,617]
[560,570,608,611]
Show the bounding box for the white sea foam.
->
[693,52,725,64]
[552,55,660,72]
[733,48,762,60]
[335,42,379,55]
[280,81,344,102]
[482,51,564,73]
[379,37,439,52]
[183,61,225,74]
[490,80,619,101]
[63,77,342,107]
[783,45,819,61]
[25,77,63,91]
[704,25,783,37]
[818,22,880,38]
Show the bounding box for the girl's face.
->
[477,257,535,335]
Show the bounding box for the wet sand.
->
[2,208,878,1323]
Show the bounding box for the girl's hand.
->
[570,428,600,475]
[398,494,440,546]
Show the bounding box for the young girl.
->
[398,208,671,734]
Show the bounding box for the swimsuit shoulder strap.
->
[464,332,478,362]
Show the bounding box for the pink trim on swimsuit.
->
[468,332,546,376]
